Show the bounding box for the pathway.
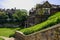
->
[0,36,15,40]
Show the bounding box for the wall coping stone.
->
[16,31,25,36]
[16,23,60,36]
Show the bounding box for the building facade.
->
[24,1,60,27]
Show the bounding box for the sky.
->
[0,0,60,11]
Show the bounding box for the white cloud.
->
[1,0,45,11]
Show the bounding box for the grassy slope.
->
[0,38,4,40]
[20,12,60,35]
[0,28,22,37]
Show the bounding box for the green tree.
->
[0,11,8,23]
[0,11,8,19]
[13,9,27,21]
[12,9,28,26]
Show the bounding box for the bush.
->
[20,12,60,35]
[48,12,60,20]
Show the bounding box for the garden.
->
[0,11,60,40]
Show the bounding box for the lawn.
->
[0,28,22,37]
[0,38,4,40]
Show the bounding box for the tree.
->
[13,9,27,21]
[0,11,8,23]
[12,9,28,26]
[0,11,8,19]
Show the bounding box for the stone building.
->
[24,1,60,27]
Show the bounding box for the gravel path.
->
[0,36,15,40]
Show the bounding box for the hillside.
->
[20,12,60,35]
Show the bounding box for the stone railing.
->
[15,23,60,40]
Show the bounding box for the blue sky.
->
[0,0,60,11]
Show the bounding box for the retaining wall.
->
[15,23,60,40]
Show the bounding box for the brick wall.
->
[15,23,60,40]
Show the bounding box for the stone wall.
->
[15,23,60,40]
[0,23,20,27]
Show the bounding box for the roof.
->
[36,1,60,8]
[42,1,52,8]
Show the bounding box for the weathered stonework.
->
[25,1,60,27]
[15,23,60,40]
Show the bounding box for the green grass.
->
[0,28,22,37]
[0,38,4,40]
[20,12,60,35]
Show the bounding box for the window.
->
[43,8,50,15]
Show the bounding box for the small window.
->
[43,8,50,15]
